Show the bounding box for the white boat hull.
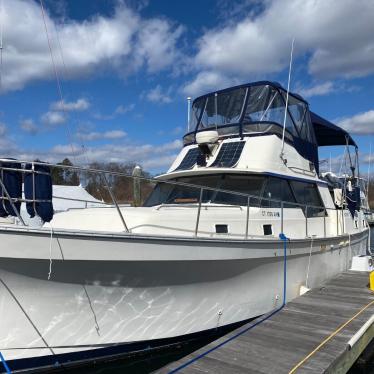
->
[0,227,369,371]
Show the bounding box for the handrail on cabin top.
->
[0,158,355,239]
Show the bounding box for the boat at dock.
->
[0,81,370,372]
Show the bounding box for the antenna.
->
[368,142,372,197]
[280,38,295,160]
[187,97,191,132]
[214,92,218,131]
[329,152,332,173]
[0,0,3,92]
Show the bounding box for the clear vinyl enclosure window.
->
[188,84,317,150]
[197,88,247,130]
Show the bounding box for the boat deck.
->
[158,271,374,373]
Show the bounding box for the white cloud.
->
[93,103,135,120]
[337,110,374,135]
[0,0,185,92]
[133,19,185,74]
[0,130,182,171]
[185,0,374,96]
[297,81,335,98]
[40,139,182,171]
[0,124,19,154]
[41,111,66,126]
[0,123,7,136]
[51,143,83,156]
[363,153,373,165]
[146,85,172,104]
[51,98,90,112]
[77,130,127,141]
[20,119,39,134]
[183,71,238,96]
[115,104,135,115]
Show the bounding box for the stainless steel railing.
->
[0,158,355,239]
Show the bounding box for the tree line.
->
[368,179,374,209]
[51,158,374,210]
[51,158,153,205]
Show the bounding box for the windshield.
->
[144,174,266,207]
[143,173,324,217]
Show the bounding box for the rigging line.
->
[53,21,91,169]
[280,38,295,159]
[0,0,3,93]
[0,278,56,356]
[346,137,354,176]
[338,145,347,176]
[39,0,77,164]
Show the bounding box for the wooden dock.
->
[158,271,374,374]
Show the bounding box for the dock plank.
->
[158,271,374,374]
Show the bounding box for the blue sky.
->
[0,0,373,175]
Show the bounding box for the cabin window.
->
[263,224,273,236]
[143,174,266,207]
[261,178,296,208]
[144,175,221,206]
[215,224,228,234]
[144,174,325,214]
[214,174,266,206]
[289,181,325,217]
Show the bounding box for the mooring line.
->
[288,298,374,373]
[0,351,11,373]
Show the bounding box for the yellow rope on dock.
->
[288,298,374,373]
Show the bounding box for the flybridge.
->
[183,81,356,173]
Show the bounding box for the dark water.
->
[57,323,243,374]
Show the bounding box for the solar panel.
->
[174,147,202,171]
[210,141,245,168]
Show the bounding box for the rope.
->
[39,0,77,164]
[0,351,11,373]
[53,21,91,168]
[47,222,53,280]
[168,233,289,373]
[288,299,374,373]
[305,236,314,289]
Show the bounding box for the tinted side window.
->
[289,181,325,217]
[213,174,266,206]
[262,178,296,208]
